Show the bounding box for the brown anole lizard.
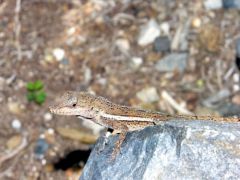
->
[49,91,240,159]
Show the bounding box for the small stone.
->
[160,22,170,35]
[198,24,222,53]
[155,53,188,72]
[232,94,240,105]
[0,77,5,91]
[204,0,223,10]
[130,57,143,70]
[236,38,240,58]
[223,0,240,9]
[233,73,239,82]
[6,135,22,150]
[84,67,92,84]
[52,48,65,61]
[56,127,98,144]
[11,119,22,130]
[115,38,130,54]
[34,138,49,159]
[8,101,24,115]
[191,18,201,28]
[44,113,53,121]
[138,19,161,46]
[136,87,159,103]
[153,36,170,53]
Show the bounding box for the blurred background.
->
[0,0,240,179]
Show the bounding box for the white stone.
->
[204,0,222,10]
[160,22,170,35]
[11,119,22,130]
[44,113,53,121]
[138,19,161,46]
[130,57,143,69]
[52,48,65,61]
[115,38,130,53]
[136,87,159,103]
[233,73,240,82]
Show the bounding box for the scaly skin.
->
[49,91,240,160]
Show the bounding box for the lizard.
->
[49,91,240,159]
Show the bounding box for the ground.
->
[0,0,239,179]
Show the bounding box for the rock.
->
[155,53,188,72]
[11,119,22,130]
[80,120,240,180]
[115,38,130,54]
[129,57,143,70]
[138,19,161,46]
[204,0,223,10]
[44,112,53,121]
[160,22,170,35]
[223,0,240,9]
[0,77,5,91]
[56,127,98,144]
[236,38,240,58]
[34,138,49,159]
[6,135,22,150]
[136,87,159,103]
[52,48,65,61]
[191,17,201,28]
[153,36,170,53]
[8,101,24,115]
[198,24,222,53]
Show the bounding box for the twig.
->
[161,90,194,115]
[0,134,27,167]
[14,0,22,61]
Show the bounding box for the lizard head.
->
[49,91,97,118]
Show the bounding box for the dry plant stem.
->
[14,0,22,61]
[161,90,193,115]
[0,135,27,167]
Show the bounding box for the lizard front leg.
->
[111,125,128,160]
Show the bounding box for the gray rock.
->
[153,36,170,53]
[204,0,223,10]
[223,0,240,9]
[80,120,240,180]
[138,19,161,46]
[155,53,188,72]
[236,38,240,58]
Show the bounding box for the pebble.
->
[160,22,170,35]
[236,38,240,58]
[198,24,222,53]
[44,112,53,121]
[153,36,170,53]
[56,127,98,144]
[0,77,5,91]
[52,48,65,61]
[136,87,159,103]
[11,119,22,130]
[130,57,143,70]
[191,18,201,28]
[155,53,188,72]
[223,0,240,9]
[6,135,22,150]
[204,0,223,10]
[115,38,130,54]
[138,19,161,46]
[34,138,49,159]
[8,101,24,115]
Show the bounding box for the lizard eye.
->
[72,103,76,107]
